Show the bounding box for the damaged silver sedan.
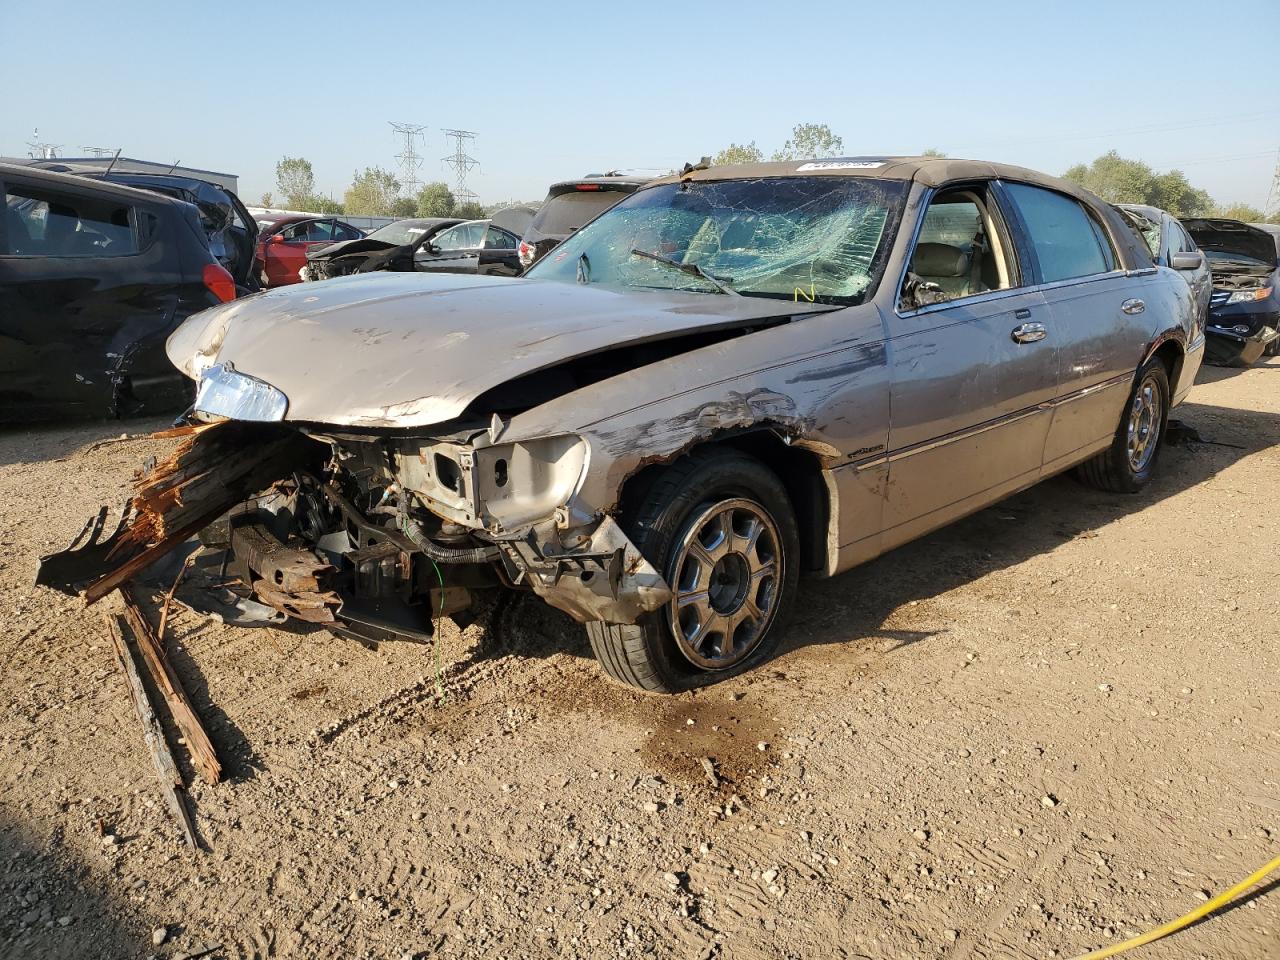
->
[41,157,1203,692]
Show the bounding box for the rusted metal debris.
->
[103,613,198,849]
[74,420,319,604]
[119,584,221,785]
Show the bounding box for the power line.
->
[441,129,480,205]
[389,121,427,196]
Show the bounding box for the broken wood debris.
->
[120,583,222,785]
[103,613,198,849]
[81,420,320,604]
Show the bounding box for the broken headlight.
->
[194,362,288,422]
[471,435,588,531]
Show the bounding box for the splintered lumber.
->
[120,584,221,785]
[84,421,319,604]
[104,613,198,849]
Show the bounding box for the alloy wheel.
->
[1126,374,1163,472]
[667,498,782,670]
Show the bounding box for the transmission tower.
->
[26,128,60,159]
[389,122,427,196]
[441,129,480,205]
[1267,147,1280,219]
[82,145,119,157]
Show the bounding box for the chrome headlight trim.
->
[194,362,289,422]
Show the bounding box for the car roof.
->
[0,160,188,208]
[648,155,1099,194]
[1116,202,1169,221]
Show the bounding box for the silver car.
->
[54,157,1204,693]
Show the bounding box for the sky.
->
[5,0,1278,210]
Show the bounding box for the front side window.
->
[434,223,483,250]
[4,186,138,257]
[1004,183,1115,283]
[901,189,1013,307]
[526,176,907,305]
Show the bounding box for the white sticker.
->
[796,160,885,171]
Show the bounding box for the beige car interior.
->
[905,189,1012,305]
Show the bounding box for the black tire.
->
[585,448,800,693]
[1076,358,1171,493]
[1264,337,1280,358]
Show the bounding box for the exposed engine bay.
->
[37,418,670,646]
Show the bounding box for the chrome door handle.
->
[1011,321,1047,344]
[1122,298,1145,315]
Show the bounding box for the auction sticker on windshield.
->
[796,161,885,171]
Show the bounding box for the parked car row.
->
[44,155,1212,694]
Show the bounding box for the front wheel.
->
[585,448,800,693]
[1076,358,1170,493]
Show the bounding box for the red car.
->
[253,215,365,287]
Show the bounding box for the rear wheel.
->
[585,448,800,693]
[1077,358,1170,493]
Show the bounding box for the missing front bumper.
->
[498,516,672,624]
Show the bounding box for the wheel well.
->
[1152,340,1183,394]
[616,430,830,574]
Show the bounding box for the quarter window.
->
[1004,183,1115,283]
[4,186,138,257]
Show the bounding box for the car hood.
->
[306,236,397,262]
[1183,219,1278,268]
[166,272,833,428]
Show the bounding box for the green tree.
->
[712,141,764,166]
[921,148,947,158]
[772,123,843,162]
[343,167,401,216]
[259,191,274,208]
[275,157,316,210]
[1209,202,1267,222]
[416,182,456,218]
[455,200,486,220]
[1061,150,1212,218]
[390,196,417,218]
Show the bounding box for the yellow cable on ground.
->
[1069,853,1280,959]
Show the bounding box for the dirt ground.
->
[1,358,1277,960]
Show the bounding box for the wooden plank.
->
[119,584,222,785]
[103,614,198,849]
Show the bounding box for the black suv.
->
[519,173,648,270]
[1,163,236,421]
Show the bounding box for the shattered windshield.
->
[526,176,906,305]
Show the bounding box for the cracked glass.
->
[526,176,907,306]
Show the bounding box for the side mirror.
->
[900,274,944,311]
[267,233,286,245]
[1170,251,1204,271]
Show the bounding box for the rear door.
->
[881,182,1056,549]
[476,226,521,276]
[0,176,183,419]
[997,182,1155,472]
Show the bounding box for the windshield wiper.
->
[629,248,739,296]
[576,252,591,284]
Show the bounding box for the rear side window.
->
[483,227,516,249]
[1004,183,1115,282]
[4,186,138,257]
[530,190,627,236]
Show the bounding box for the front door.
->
[881,184,1058,550]
[415,221,483,274]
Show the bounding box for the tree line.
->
[263,133,1278,225]
[265,157,486,219]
